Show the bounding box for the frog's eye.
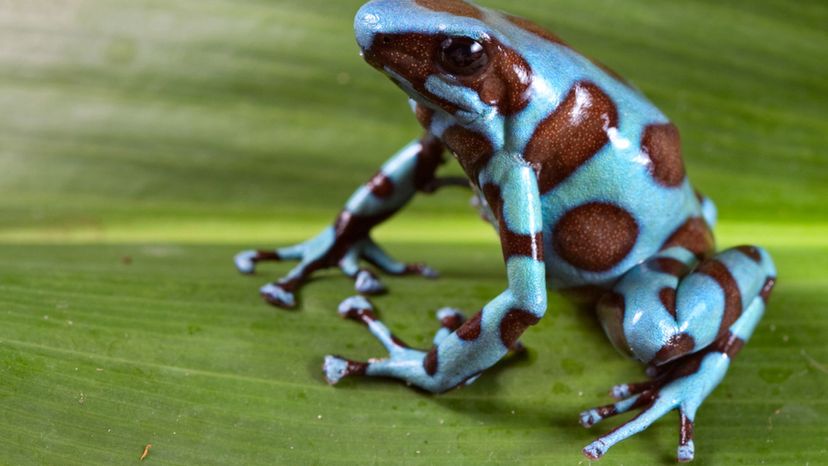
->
[438,37,489,77]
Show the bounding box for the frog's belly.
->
[537,151,702,291]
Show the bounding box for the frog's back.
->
[490,14,714,292]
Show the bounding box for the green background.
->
[1,0,826,464]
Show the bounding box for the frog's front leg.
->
[582,246,776,461]
[324,160,546,392]
[235,135,455,309]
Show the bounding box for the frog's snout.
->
[355,1,382,52]
[354,0,412,52]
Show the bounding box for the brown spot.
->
[501,231,544,262]
[255,250,281,261]
[524,82,618,192]
[442,125,493,178]
[642,123,686,187]
[367,171,394,198]
[500,309,540,349]
[413,134,446,191]
[456,311,482,341]
[423,347,439,376]
[760,277,776,303]
[341,306,377,323]
[679,411,694,446]
[709,331,746,358]
[414,0,483,19]
[344,359,369,377]
[648,257,691,278]
[470,41,532,115]
[506,14,567,46]
[597,291,632,357]
[440,313,465,331]
[415,104,434,129]
[695,260,743,334]
[662,217,715,260]
[736,245,762,263]
[659,287,677,319]
[553,202,638,272]
[653,333,696,364]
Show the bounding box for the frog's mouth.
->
[380,65,482,126]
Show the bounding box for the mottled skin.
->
[234,0,776,461]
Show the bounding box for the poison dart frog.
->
[234,0,776,461]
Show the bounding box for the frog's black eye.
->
[438,37,489,77]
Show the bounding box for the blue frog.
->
[234,0,776,461]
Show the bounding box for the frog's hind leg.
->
[582,245,776,461]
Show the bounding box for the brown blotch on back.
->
[736,245,762,263]
[597,291,632,357]
[642,123,686,187]
[695,259,743,334]
[500,309,540,349]
[456,311,483,341]
[442,125,493,179]
[524,82,619,192]
[662,217,715,260]
[653,332,696,365]
[554,202,639,272]
[414,0,483,19]
[423,347,439,376]
[659,287,677,318]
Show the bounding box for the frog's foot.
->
[322,297,481,390]
[580,337,743,463]
[322,296,423,385]
[239,228,438,309]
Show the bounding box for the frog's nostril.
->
[382,36,392,45]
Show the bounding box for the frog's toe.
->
[678,440,695,463]
[405,263,440,279]
[234,250,259,274]
[322,355,368,385]
[579,390,654,428]
[260,283,296,309]
[354,269,387,295]
[583,440,609,460]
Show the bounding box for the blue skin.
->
[235,0,776,461]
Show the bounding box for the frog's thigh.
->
[597,246,776,365]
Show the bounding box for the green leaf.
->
[0,0,826,464]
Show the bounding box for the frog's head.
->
[354,0,533,123]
